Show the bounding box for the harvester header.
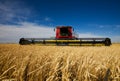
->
[19,26,111,46]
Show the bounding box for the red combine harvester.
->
[19,26,111,46]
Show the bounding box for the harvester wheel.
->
[19,38,24,45]
[19,38,30,45]
[104,38,111,46]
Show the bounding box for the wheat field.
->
[0,44,120,81]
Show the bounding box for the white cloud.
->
[0,0,31,23]
[0,22,120,43]
[110,36,120,43]
[78,33,120,43]
[116,25,120,28]
[88,24,120,29]
[44,17,52,22]
[0,22,55,43]
[78,33,103,38]
[99,25,105,28]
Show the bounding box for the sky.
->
[0,0,120,43]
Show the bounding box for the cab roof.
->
[56,26,72,28]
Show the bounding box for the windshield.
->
[60,28,69,36]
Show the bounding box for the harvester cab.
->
[55,26,74,39]
[19,26,111,46]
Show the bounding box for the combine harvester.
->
[19,26,111,46]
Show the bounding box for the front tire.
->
[19,38,30,45]
[104,38,111,46]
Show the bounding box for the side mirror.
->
[73,28,74,31]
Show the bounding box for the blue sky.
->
[0,0,120,42]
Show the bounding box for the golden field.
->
[0,44,120,81]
